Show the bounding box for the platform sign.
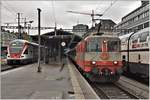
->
[61,42,66,47]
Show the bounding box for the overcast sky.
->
[1,0,142,35]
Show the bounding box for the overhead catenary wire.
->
[1,1,19,25]
[85,0,117,27]
[102,0,118,16]
[51,0,57,28]
[1,1,17,17]
[3,1,17,14]
[1,4,16,17]
[95,1,102,12]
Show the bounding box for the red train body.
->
[75,35,123,82]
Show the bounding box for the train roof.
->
[84,34,120,41]
[133,27,149,35]
[119,27,149,39]
[10,39,39,46]
[119,32,133,39]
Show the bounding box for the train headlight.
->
[113,61,118,65]
[103,40,107,43]
[92,61,96,65]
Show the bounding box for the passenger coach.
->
[119,27,149,79]
[7,39,46,65]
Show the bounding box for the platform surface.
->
[1,60,76,99]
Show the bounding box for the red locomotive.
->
[75,34,123,82]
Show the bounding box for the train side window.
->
[139,32,149,42]
[125,37,129,42]
[121,38,126,44]
[131,34,139,43]
[122,55,126,61]
[24,48,28,54]
[108,41,120,52]
[138,54,141,60]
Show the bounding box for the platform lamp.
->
[37,8,42,73]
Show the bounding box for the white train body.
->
[7,39,45,64]
[119,27,149,78]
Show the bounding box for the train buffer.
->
[1,58,99,99]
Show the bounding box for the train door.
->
[28,45,33,61]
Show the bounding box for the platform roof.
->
[31,29,82,49]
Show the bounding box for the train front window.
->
[86,38,101,52]
[10,42,24,47]
[9,48,22,53]
[9,41,24,53]
[107,41,120,52]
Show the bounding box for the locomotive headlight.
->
[113,61,118,65]
[92,61,96,64]
[103,40,107,43]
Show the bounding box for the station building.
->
[95,19,116,30]
[72,24,89,37]
[85,19,116,37]
[115,1,149,36]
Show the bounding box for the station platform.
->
[1,58,98,99]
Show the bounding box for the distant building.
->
[115,1,149,36]
[73,24,89,36]
[87,19,116,36]
[1,30,18,59]
[1,31,17,47]
[95,19,116,30]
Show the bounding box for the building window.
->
[145,4,149,10]
[134,16,138,22]
[146,10,149,16]
[138,14,143,19]
[144,22,149,28]
[138,24,144,30]
[143,12,146,17]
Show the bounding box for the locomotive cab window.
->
[107,41,120,52]
[86,38,101,52]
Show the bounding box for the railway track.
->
[117,76,149,99]
[92,83,140,99]
[1,65,22,72]
[123,73,149,85]
[68,57,148,99]
[1,63,35,72]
